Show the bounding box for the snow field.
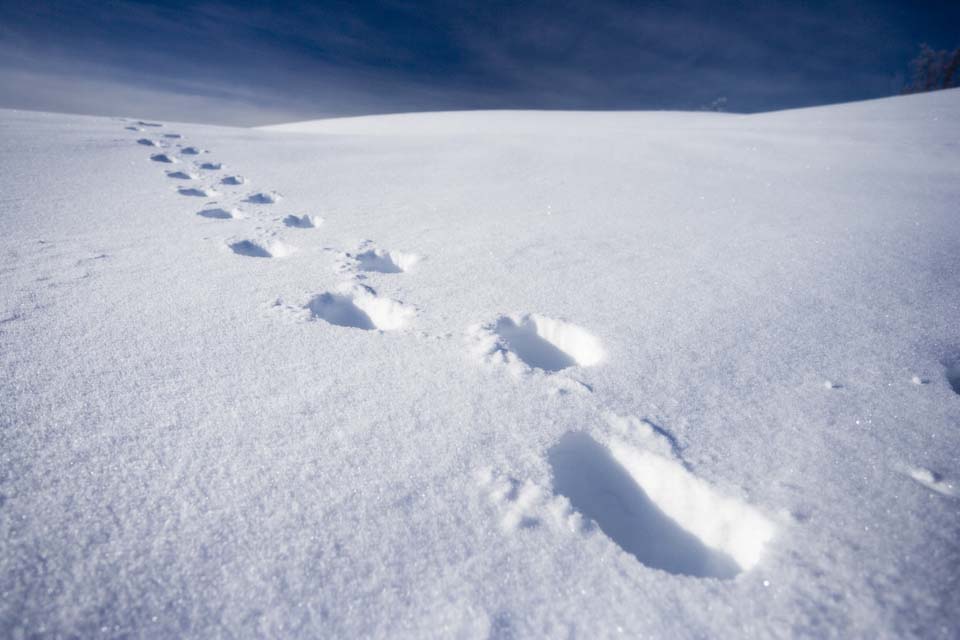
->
[1,90,959,637]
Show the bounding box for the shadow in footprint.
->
[178,187,213,197]
[307,293,375,330]
[946,362,960,396]
[198,208,236,219]
[246,192,280,204]
[495,317,576,372]
[229,240,271,258]
[283,214,319,229]
[549,432,740,579]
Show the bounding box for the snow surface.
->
[1,89,960,638]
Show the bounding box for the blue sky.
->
[0,0,957,125]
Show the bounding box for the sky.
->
[0,0,957,126]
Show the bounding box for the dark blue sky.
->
[0,1,957,125]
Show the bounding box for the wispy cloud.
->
[0,0,956,125]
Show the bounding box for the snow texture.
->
[2,90,960,638]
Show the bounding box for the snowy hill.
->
[1,89,959,638]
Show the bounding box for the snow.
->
[283,214,322,229]
[1,88,959,638]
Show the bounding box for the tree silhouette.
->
[902,44,960,94]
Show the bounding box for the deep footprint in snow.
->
[549,432,775,579]
[178,186,219,197]
[352,248,420,273]
[492,314,604,372]
[944,359,960,395]
[150,153,178,163]
[228,238,294,258]
[221,175,246,185]
[283,214,322,229]
[166,170,198,180]
[246,191,283,204]
[163,133,182,139]
[198,207,244,220]
[905,467,956,496]
[307,283,414,331]
[199,161,223,170]
[137,138,160,146]
[181,146,202,155]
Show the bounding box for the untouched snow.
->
[2,90,960,638]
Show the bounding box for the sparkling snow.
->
[1,90,959,638]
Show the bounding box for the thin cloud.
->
[0,0,957,125]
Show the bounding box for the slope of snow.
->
[1,89,959,638]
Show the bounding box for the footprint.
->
[137,138,161,147]
[125,126,143,131]
[944,359,960,395]
[283,214,322,229]
[181,146,202,155]
[136,121,163,127]
[351,248,420,273]
[198,207,244,220]
[221,175,246,185]
[246,191,283,204]
[166,170,198,180]
[163,133,182,139]
[228,238,294,258]
[549,432,775,579]
[178,186,220,198]
[306,283,414,331]
[150,153,178,163]
[475,314,604,373]
[905,467,956,496]
[199,161,223,170]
